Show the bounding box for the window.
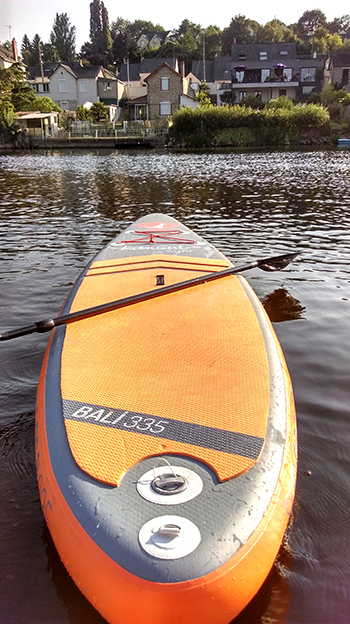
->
[254,91,262,99]
[301,67,316,82]
[238,52,246,61]
[239,91,247,102]
[159,102,172,115]
[342,69,349,86]
[60,101,69,110]
[302,86,314,94]
[160,77,170,91]
[103,82,112,91]
[260,51,267,61]
[280,50,288,55]
[261,69,270,82]
[58,79,67,93]
[79,80,88,93]
[284,68,293,82]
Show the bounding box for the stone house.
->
[144,62,197,123]
[118,58,179,99]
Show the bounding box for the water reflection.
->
[1,149,350,624]
[262,289,305,322]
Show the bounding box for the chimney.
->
[12,38,18,62]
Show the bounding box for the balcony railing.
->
[232,76,298,84]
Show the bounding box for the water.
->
[0,148,349,624]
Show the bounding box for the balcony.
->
[232,80,299,89]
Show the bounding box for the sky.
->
[1,0,349,52]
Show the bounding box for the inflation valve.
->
[151,460,188,495]
[137,458,203,505]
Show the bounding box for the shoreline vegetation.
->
[167,100,332,148]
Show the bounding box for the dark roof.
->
[27,62,113,81]
[118,58,177,81]
[332,51,350,67]
[231,42,297,63]
[126,95,148,105]
[191,57,231,82]
[144,62,181,82]
[0,44,15,62]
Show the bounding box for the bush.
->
[0,100,18,139]
[170,102,330,146]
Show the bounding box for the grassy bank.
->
[168,101,331,148]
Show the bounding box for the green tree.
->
[297,9,327,37]
[203,26,222,60]
[0,100,17,139]
[87,0,112,65]
[258,19,294,43]
[297,10,327,53]
[111,18,132,64]
[327,14,350,34]
[101,2,113,63]
[76,105,93,120]
[89,101,108,121]
[20,34,42,66]
[222,15,260,54]
[50,12,76,61]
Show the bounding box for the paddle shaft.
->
[0,252,297,341]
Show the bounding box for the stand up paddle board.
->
[35,214,297,624]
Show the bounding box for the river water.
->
[0,147,349,624]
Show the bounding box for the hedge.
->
[169,103,330,147]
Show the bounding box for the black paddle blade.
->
[258,252,298,272]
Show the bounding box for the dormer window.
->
[260,51,267,61]
[238,52,246,61]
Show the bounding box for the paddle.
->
[0,252,297,341]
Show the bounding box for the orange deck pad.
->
[61,255,270,485]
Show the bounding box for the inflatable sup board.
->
[35,214,297,624]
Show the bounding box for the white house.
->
[27,62,123,111]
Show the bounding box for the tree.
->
[88,0,112,65]
[258,19,292,43]
[20,34,42,66]
[222,15,260,54]
[50,13,76,62]
[297,10,327,37]
[0,63,31,110]
[203,26,222,60]
[89,101,108,121]
[328,15,350,34]
[101,2,113,63]
[297,10,327,52]
[110,17,139,64]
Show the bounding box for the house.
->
[27,62,123,111]
[327,51,350,93]
[118,57,179,99]
[191,57,232,105]
[136,31,174,50]
[231,42,326,103]
[144,62,198,124]
[0,39,25,70]
[15,111,59,137]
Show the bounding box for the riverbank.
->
[167,103,332,149]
